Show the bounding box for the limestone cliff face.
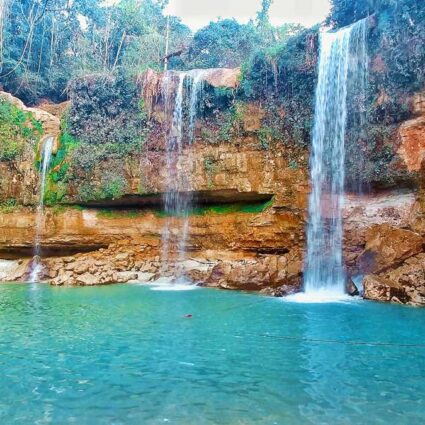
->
[60,139,309,209]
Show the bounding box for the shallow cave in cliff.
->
[0,244,108,260]
[75,190,274,209]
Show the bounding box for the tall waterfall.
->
[304,19,368,296]
[160,70,206,279]
[30,136,54,283]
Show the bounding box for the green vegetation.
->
[96,209,146,219]
[155,200,273,218]
[185,19,261,69]
[0,198,17,213]
[0,0,190,105]
[0,98,43,161]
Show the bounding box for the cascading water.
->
[304,19,368,298]
[0,0,9,68]
[160,70,206,281]
[161,72,187,276]
[30,136,54,283]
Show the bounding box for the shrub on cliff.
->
[186,19,261,69]
[0,98,43,161]
[68,72,144,147]
[240,27,318,147]
[42,72,147,205]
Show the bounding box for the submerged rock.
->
[346,278,360,296]
[260,284,302,298]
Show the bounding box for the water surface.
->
[0,284,424,424]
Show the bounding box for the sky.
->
[164,0,331,31]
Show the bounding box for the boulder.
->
[116,272,138,283]
[76,273,98,286]
[398,115,425,172]
[363,253,425,306]
[202,68,241,89]
[204,253,302,291]
[357,224,423,273]
[260,284,302,297]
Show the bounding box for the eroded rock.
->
[357,224,423,274]
[203,253,302,291]
[363,254,425,306]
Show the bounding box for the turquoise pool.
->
[0,283,424,424]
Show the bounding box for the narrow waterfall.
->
[304,19,368,296]
[30,136,54,283]
[160,70,206,279]
[177,70,206,262]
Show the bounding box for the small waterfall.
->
[0,0,9,68]
[30,136,54,283]
[188,70,206,144]
[304,19,368,297]
[160,70,206,280]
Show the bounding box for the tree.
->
[186,19,260,69]
[0,0,191,103]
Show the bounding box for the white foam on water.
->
[147,276,199,292]
[283,290,355,304]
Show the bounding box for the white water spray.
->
[304,20,368,298]
[30,136,54,283]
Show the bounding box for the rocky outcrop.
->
[398,115,425,172]
[343,191,417,273]
[0,91,60,139]
[357,224,423,273]
[203,253,303,291]
[46,241,156,286]
[0,92,63,206]
[140,68,241,118]
[363,254,425,306]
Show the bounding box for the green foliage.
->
[44,182,68,206]
[215,101,247,142]
[96,209,145,219]
[257,125,285,150]
[76,171,128,203]
[0,0,191,104]
[328,0,399,27]
[0,98,43,161]
[0,198,17,213]
[344,0,425,186]
[69,72,145,147]
[156,200,273,218]
[186,19,261,69]
[241,27,318,147]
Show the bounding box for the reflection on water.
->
[0,283,424,425]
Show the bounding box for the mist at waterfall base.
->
[29,136,54,283]
[159,70,206,288]
[293,20,368,303]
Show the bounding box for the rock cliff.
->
[0,85,425,306]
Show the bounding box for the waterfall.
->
[160,70,206,280]
[0,0,9,69]
[30,136,54,283]
[304,19,368,297]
